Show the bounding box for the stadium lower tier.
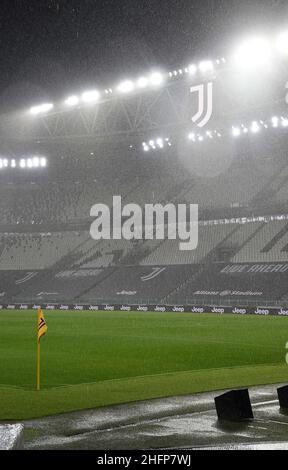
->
[1,262,288,306]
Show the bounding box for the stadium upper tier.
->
[0,137,287,226]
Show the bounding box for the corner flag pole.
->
[37,340,41,392]
[37,308,48,392]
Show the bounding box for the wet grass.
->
[0,310,288,420]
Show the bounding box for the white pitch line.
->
[248,425,268,431]
[269,420,288,426]
[253,400,279,407]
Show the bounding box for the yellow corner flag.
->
[37,308,48,391]
[38,308,48,342]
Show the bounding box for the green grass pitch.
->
[0,309,288,420]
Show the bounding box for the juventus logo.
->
[191,82,213,128]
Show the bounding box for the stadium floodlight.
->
[11,159,16,168]
[276,32,288,55]
[81,90,100,104]
[143,145,149,152]
[20,159,26,168]
[199,60,214,73]
[232,127,241,137]
[188,132,196,141]
[33,157,40,168]
[234,37,272,68]
[30,103,54,116]
[188,64,197,76]
[251,121,260,133]
[40,157,47,167]
[137,77,149,89]
[156,138,164,148]
[282,118,288,127]
[150,72,164,86]
[118,80,135,93]
[65,95,80,106]
[198,135,204,142]
[27,158,33,168]
[271,116,279,128]
[3,159,8,168]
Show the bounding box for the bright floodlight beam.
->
[251,121,260,133]
[81,90,100,103]
[188,64,197,76]
[118,80,135,93]
[33,157,40,168]
[150,72,164,86]
[232,127,241,137]
[65,95,80,106]
[234,37,272,68]
[156,138,164,148]
[272,116,279,128]
[276,32,288,55]
[137,77,149,89]
[30,103,54,115]
[199,61,214,73]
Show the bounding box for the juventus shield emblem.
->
[190,82,213,128]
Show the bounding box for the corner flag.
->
[38,308,48,341]
[37,308,48,391]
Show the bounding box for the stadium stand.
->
[232,221,288,263]
[167,262,288,305]
[1,142,288,306]
[11,268,105,304]
[0,232,87,270]
[181,161,282,210]
[77,265,199,304]
[141,224,236,265]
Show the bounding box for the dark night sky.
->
[0,0,288,110]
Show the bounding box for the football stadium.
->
[1,0,288,453]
